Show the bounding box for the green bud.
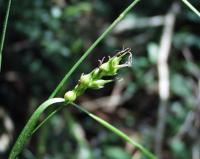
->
[108,57,120,75]
[99,62,115,76]
[99,56,121,76]
[110,56,121,67]
[64,90,77,102]
[79,74,92,87]
[99,62,110,72]
[89,79,112,89]
[91,68,100,79]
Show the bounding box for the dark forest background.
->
[0,0,200,159]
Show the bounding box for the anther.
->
[98,57,105,66]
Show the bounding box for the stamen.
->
[117,64,130,69]
[116,47,131,57]
[98,56,105,66]
[116,48,132,67]
[126,52,132,67]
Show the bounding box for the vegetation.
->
[0,0,199,159]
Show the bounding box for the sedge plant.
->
[9,48,156,159]
[1,0,198,159]
[8,49,156,159]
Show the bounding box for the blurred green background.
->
[0,0,200,159]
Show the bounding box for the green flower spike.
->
[99,48,132,76]
[64,48,132,102]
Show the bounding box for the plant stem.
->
[0,0,12,71]
[71,103,156,159]
[181,0,200,17]
[33,0,141,133]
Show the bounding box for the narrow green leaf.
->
[0,0,12,71]
[9,98,65,159]
[181,0,200,17]
[72,103,157,159]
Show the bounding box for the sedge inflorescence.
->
[64,48,132,102]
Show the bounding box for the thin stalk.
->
[181,0,200,17]
[9,98,65,159]
[31,104,64,134]
[71,103,156,159]
[0,0,12,71]
[33,0,141,133]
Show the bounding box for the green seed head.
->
[63,48,132,102]
[91,68,100,79]
[64,90,77,102]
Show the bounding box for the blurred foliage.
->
[0,0,200,159]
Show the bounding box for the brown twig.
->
[155,3,179,158]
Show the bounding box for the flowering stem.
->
[9,49,131,158]
[33,0,140,133]
[181,0,200,17]
[50,0,141,98]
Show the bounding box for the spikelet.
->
[64,48,132,102]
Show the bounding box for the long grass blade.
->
[72,103,156,159]
[0,0,12,71]
[181,0,200,17]
[9,98,65,159]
